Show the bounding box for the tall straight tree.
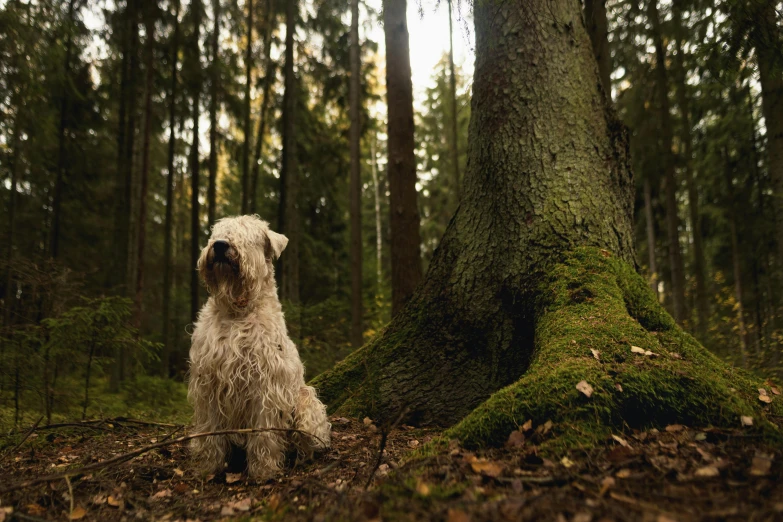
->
[584,0,611,96]
[241,0,254,214]
[279,0,300,305]
[250,0,276,214]
[383,0,422,316]
[446,0,461,204]
[162,0,181,375]
[649,0,686,325]
[190,0,203,322]
[207,0,220,229]
[135,5,156,329]
[349,0,363,348]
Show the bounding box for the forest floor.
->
[1,416,782,522]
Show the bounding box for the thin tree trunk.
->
[241,0,254,214]
[162,0,180,377]
[384,0,422,316]
[371,133,382,291]
[279,0,300,306]
[644,176,659,297]
[349,0,363,348]
[83,329,97,420]
[583,0,611,98]
[124,0,141,299]
[446,0,461,204]
[135,14,155,331]
[191,0,203,323]
[672,0,708,339]
[725,160,749,367]
[250,0,276,215]
[4,116,21,329]
[649,0,686,325]
[50,0,77,260]
[207,0,220,228]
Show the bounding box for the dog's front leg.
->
[293,385,332,454]
[245,431,285,480]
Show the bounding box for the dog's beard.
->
[205,261,246,305]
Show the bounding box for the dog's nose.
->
[213,240,230,258]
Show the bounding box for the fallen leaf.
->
[363,417,373,426]
[415,479,431,496]
[591,349,600,360]
[560,456,575,468]
[26,504,46,516]
[665,424,685,433]
[741,415,754,426]
[447,508,471,522]
[694,466,719,478]
[230,498,253,512]
[630,346,645,354]
[670,352,682,359]
[68,507,87,520]
[151,489,172,500]
[267,494,282,511]
[759,388,768,396]
[750,452,773,476]
[759,390,773,404]
[615,383,623,392]
[771,386,781,396]
[599,476,615,496]
[606,445,634,463]
[506,430,526,449]
[107,496,122,508]
[91,494,107,505]
[611,434,632,448]
[221,506,235,516]
[471,459,504,477]
[542,420,553,434]
[173,468,184,477]
[576,380,594,398]
[225,473,242,484]
[616,469,632,479]
[573,513,592,522]
[521,419,533,432]
[408,439,420,448]
[0,507,12,522]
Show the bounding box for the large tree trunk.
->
[371,133,382,292]
[446,0,461,204]
[279,0,300,306]
[250,0,276,215]
[672,0,708,339]
[643,176,659,297]
[349,0,363,348]
[241,0,254,214]
[207,0,220,229]
[316,0,635,426]
[755,1,783,292]
[162,0,181,376]
[383,0,422,317]
[583,0,611,98]
[190,0,203,323]
[134,13,155,331]
[649,0,687,326]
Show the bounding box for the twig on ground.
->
[0,427,326,494]
[1,417,183,439]
[65,475,74,518]
[108,417,183,429]
[159,424,185,443]
[0,416,43,463]
[364,408,409,490]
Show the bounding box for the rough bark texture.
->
[162,0,180,376]
[371,134,382,290]
[446,0,461,204]
[207,0,220,229]
[279,0,300,305]
[314,0,635,427]
[349,0,363,348]
[583,0,611,98]
[383,0,422,317]
[755,1,783,276]
[241,0,254,214]
[649,0,686,326]
[190,0,203,323]
[672,0,708,338]
[643,176,659,297]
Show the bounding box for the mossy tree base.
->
[315,248,782,450]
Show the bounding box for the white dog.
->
[187,215,331,479]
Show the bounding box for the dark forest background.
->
[1,0,781,427]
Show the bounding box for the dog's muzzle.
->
[207,240,238,271]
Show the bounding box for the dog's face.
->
[198,215,288,305]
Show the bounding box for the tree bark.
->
[349,0,363,348]
[643,177,659,297]
[583,0,611,99]
[207,0,220,229]
[190,0,203,323]
[649,0,687,326]
[371,133,383,292]
[315,0,635,426]
[250,0,276,215]
[724,153,748,366]
[446,0,461,204]
[134,12,156,331]
[162,0,181,376]
[755,1,783,289]
[279,0,300,306]
[383,0,422,317]
[4,115,22,330]
[672,0,708,339]
[241,0,254,214]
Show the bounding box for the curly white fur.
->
[187,215,331,480]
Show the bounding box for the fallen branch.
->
[1,417,183,438]
[0,416,43,464]
[364,408,409,490]
[0,427,325,494]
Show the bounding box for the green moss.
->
[446,247,782,450]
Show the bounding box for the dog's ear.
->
[266,230,288,259]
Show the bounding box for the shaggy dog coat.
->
[188,215,331,479]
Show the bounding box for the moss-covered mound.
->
[446,247,782,449]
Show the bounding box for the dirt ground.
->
[1,416,782,521]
